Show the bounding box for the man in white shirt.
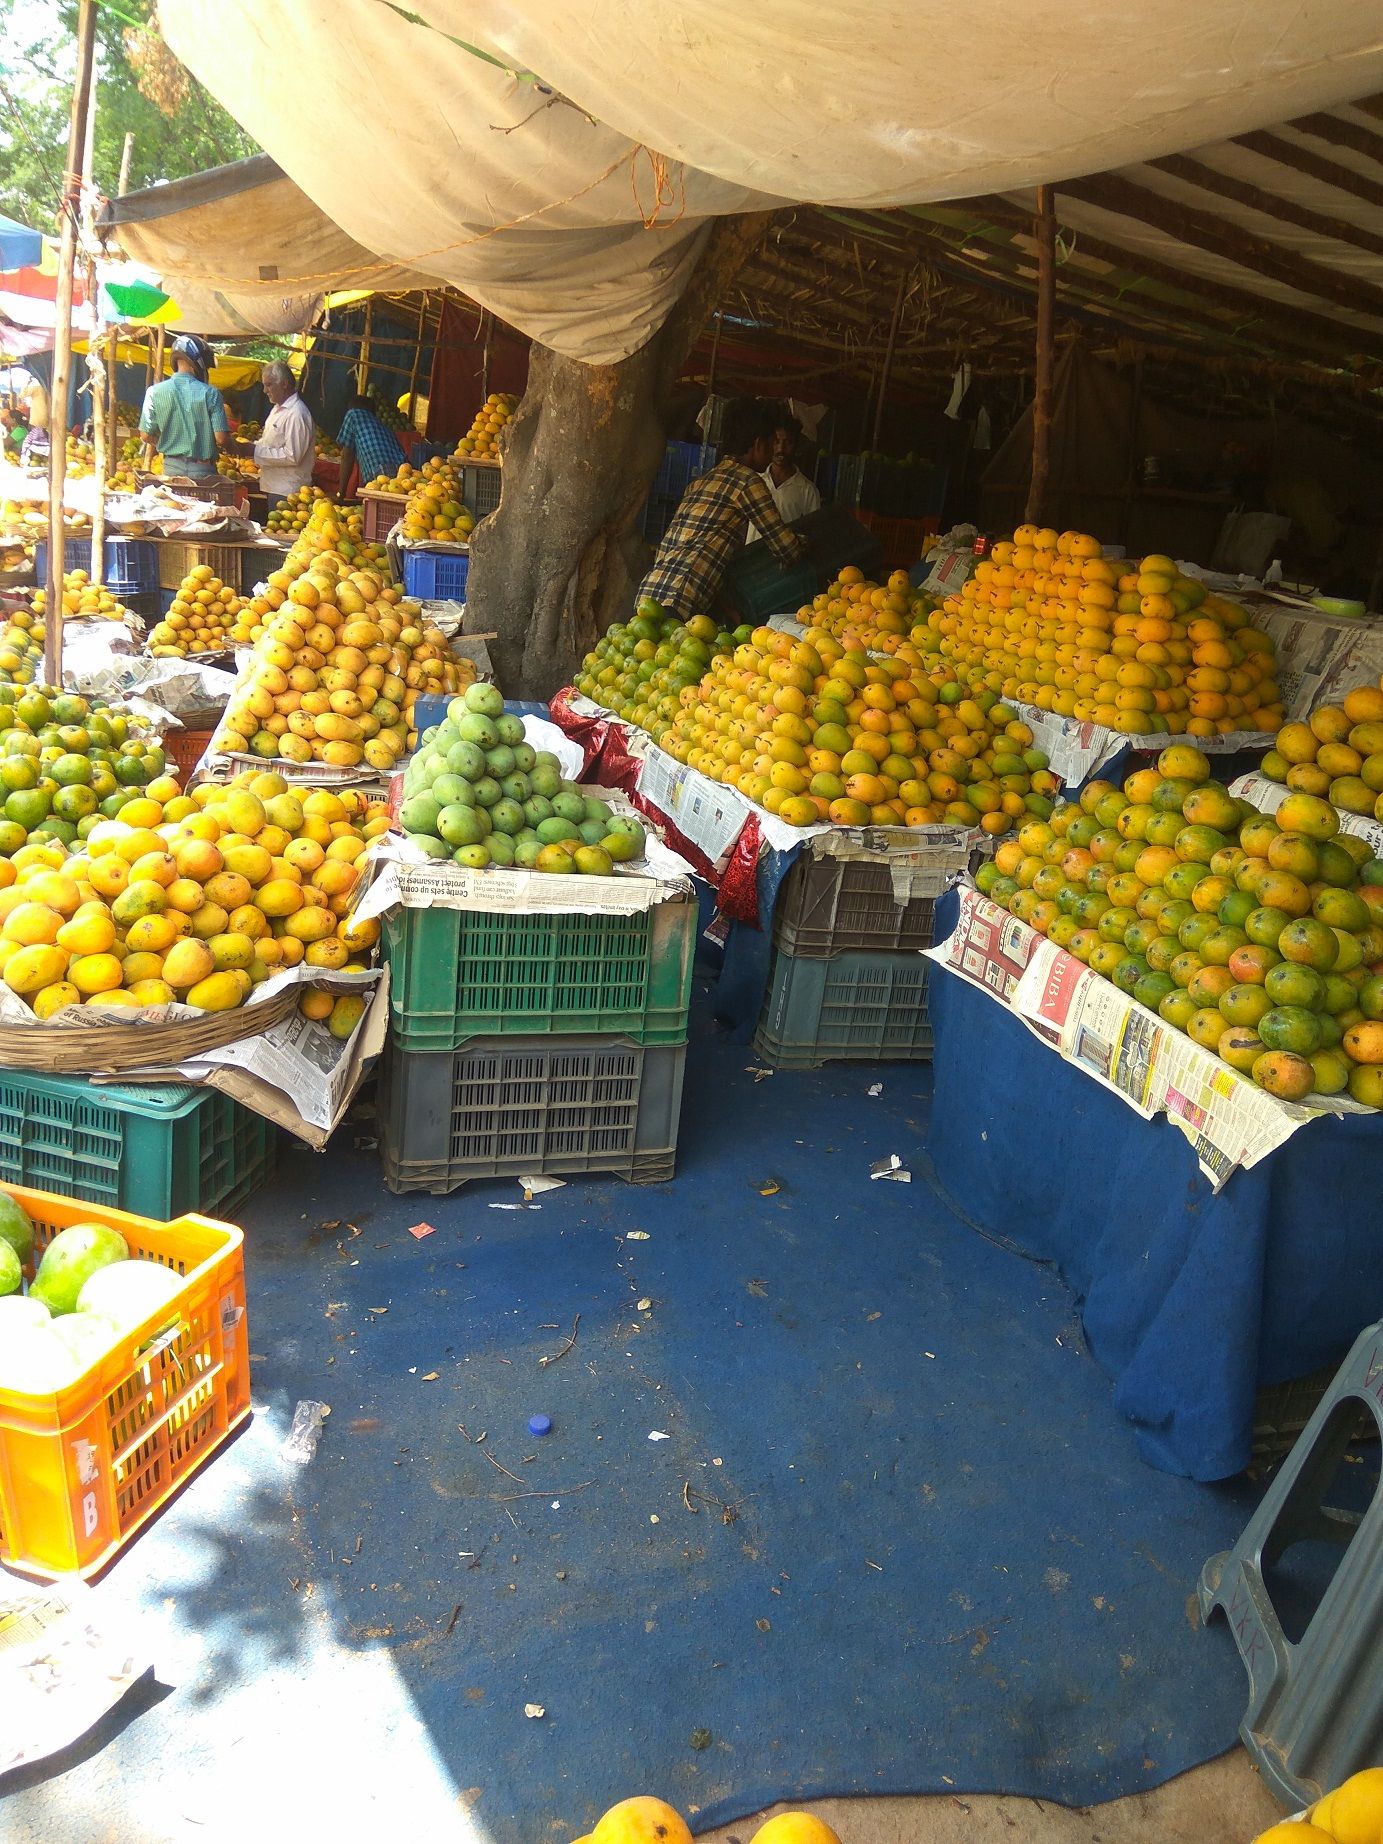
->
[746,409,820,541]
[248,361,315,497]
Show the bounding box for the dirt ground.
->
[699,1748,1283,1843]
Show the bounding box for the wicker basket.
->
[0,985,300,1075]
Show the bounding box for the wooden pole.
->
[405,291,427,428]
[1025,184,1056,528]
[117,131,134,196]
[705,308,723,399]
[870,266,909,451]
[358,296,373,392]
[45,0,97,686]
[82,62,105,588]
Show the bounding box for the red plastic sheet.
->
[546,689,765,925]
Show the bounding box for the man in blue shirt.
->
[139,335,231,482]
[335,393,406,497]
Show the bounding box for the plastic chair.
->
[1198,1321,1383,1806]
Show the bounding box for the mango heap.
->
[218,513,468,769]
[0,687,164,850]
[402,683,646,873]
[927,526,1284,735]
[569,1796,838,1844]
[455,391,516,461]
[574,606,741,729]
[1260,680,1383,822]
[0,770,385,1021]
[216,453,258,480]
[64,436,94,478]
[148,564,242,656]
[31,571,134,624]
[398,458,475,543]
[0,609,44,685]
[230,499,392,644]
[974,744,1383,1105]
[799,566,939,656]
[660,622,1055,832]
[266,485,332,536]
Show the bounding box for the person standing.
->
[637,397,805,621]
[334,392,406,498]
[747,408,820,540]
[247,361,316,498]
[138,335,231,482]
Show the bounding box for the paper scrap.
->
[420,1371,440,1382]
[869,1154,912,1182]
[626,1230,650,1241]
[648,1430,671,1442]
[636,1297,652,1311]
[519,1175,567,1195]
[407,1222,437,1240]
[524,1703,545,1719]
[490,1201,540,1211]
[868,1083,883,1097]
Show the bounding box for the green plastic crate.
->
[0,1072,277,1219]
[753,944,933,1069]
[382,894,696,1053]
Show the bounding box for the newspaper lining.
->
[927,885,1366,1189]
[0,1580,149,1774]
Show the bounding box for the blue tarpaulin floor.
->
[4,992,1265,1843]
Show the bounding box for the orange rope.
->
[630,146,687,230]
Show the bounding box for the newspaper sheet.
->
[636,749,754,870]
[927,885,1367,1188]
[0,1579,150,1774]
[1232,771,1383,856]
[175,969,387,1149]
[1227,593,1383,718]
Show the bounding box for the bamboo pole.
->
[870,267,909,450]
[117,131,133,196]
[358,296,373,392]
[1025,185,1056,528]
[82,62,104,588]
[45,0,97,687]
[405,291,427,428]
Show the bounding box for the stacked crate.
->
[379,892,697,1193]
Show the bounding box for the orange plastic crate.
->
[0,1184,250,1579]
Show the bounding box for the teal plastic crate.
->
[382,894,695,1053]
[0,1073,277,1219]
[753,945,933,1069]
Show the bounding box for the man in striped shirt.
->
[637,398,805,620]
[336,394,407,496]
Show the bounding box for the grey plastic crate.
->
[773,854,939,958]
[753,945,932,1069]
[379,1034,685,1194]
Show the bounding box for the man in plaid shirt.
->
[336,393,407,495]
[637,398,806,619]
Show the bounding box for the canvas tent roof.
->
[152,0,1383,368]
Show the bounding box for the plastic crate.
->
[154,539,244,592]
[642,493,679,544]
[0,1182,250,1578]
[753,945,933,1068]
[379,1035,685,1193]
[653,439,717,499]
[164,727,216,782]
[0,1071,277,1219]
[360,490,408,543]
[721,504,885,623]
[383,894,695,1053]
[402,548,470,601]
[773,854,940,957]
[458,461,502,518]
[851,512,939,574]
[36,535,158,594]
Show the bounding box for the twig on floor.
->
[482,1448,527,1486]
[457,1421,487,1444]
[537,1313,581,1368]
[445,1604,461,1637]
[494,1481,594,1502]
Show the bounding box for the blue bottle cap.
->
[528,1413,552,1437]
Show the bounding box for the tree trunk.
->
[466,213,775,697]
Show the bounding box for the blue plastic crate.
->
[403,549,470,601]
[652,440,716,499]
[34,537,90,579]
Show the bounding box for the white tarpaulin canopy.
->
[154,0,1383,364]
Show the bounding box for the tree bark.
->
[466,213,776,697]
